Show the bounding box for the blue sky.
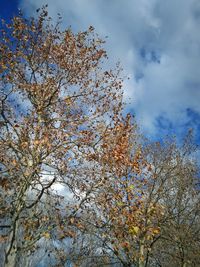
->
[1,0,200,143]
[0,0,19,20]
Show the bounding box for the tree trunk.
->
[5,221,19,267]
[138,238,145,267]
[4,246,17,267]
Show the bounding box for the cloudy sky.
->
[1,0,200,141]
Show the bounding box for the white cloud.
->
[20,0,200,136]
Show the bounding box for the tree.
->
[146,134,200,267]
[75,130,200,267]
[79,117,164,267]
[0,7,124,266]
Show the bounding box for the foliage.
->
[0,6,123,266]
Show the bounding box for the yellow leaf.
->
[129,185,134,190]
[129,226,139,235]
[65,98,72,105]
[43,232,50,239]
[24,235,32,241]
[116,201,124,207]
[153,228,160,235]
[34,140,40,145]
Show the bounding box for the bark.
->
[4,220,19,267]
[4,245,17,267]
[138,238,145,267]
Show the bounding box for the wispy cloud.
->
[20,0,200,138]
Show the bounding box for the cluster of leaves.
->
[0,6,124,266]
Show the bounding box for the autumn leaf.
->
[65,98,72,105]
[129,226,139,235]
[43,232,51,239]
[0,235,8,243]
